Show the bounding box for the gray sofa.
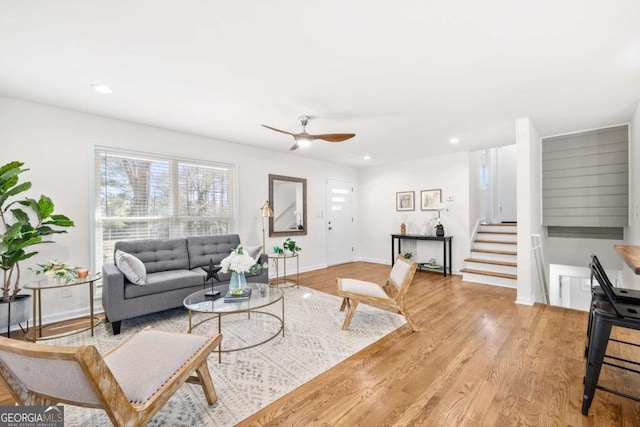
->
[101,234,268,334]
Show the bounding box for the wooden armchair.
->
[337,254,419,331]
[0,327,221,427]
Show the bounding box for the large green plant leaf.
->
[37,195,54,219]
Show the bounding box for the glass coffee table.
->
[183,283,284,362]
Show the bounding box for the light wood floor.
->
[2,262,640,425]
[240,262,640,426]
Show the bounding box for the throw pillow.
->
[115,250,147,285]
[238,244,263,263]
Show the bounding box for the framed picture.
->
[396,191,415,211]
[421,189,442,210]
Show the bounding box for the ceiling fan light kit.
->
[262,115,355,151]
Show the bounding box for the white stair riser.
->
[462,273,517,289]
[471,252,517,263]
[479,225,517,233]
[474,242,517,251]
[476,233,517,242]
[464,261,516,275]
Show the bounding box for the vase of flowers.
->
[220,246,260,295]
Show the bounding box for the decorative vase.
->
[400,223,407,235]
[436,227,445,237]
[229,272,247,295]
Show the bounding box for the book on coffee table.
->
[224,288,252,302]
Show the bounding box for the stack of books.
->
[224,288,252,302]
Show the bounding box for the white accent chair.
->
[0,327,221,427]
[337,255,419,331]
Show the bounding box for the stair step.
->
[475,239,517,245]
[472,249,517,256]
[464,258,517,267]
[478,231,517,235]
[460,268,517,280]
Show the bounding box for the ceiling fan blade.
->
[310,133,356,143]
[289,142,299,151]
[261,124,297,136]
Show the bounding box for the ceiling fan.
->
[261,115,355,151]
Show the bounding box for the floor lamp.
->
[260,201,273,251]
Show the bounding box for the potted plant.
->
[282,238,301,255]
[31,260,79,283]
[435,223,445,237]
[403,252,413,260]
[0,161,74,332]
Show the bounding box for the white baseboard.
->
[515,296,535,306]
[356,257,390,265]
[4,301,104,334]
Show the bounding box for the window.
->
[542,125,628,239]
[93,148,236,270]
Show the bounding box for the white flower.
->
[220,246,258,274]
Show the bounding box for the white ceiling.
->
[1,1,639,167]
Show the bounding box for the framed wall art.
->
[421,189,442,210]
[396,191,415,211]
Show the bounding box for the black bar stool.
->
[586,255,640,357]
[582,257,640,415]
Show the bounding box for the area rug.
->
[46,286,406,426]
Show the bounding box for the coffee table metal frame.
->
[183,283,284,362]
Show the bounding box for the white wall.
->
[0,96,358,323]
[622,100,640,288]
[468,150,483,234]
[358,152,470,270]
[516,118,543,305]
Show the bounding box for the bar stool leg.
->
[582,314,613,415]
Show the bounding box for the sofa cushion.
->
[115,239,189,274]
[239,244,263,263]
[187,235,241,269]
[124,270,204,299]
[115,250,147,285]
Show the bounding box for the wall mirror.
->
[269,174,307,237]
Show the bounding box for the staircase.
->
[461,223,517,288]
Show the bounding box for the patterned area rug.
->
[47,286,406,426]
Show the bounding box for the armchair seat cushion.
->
[339,278,389,299]
[124,270,203,299]
[104,329,212,404]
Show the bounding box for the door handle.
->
[328,227,333,230]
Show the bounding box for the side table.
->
[24,274,102,342]
[267,252,300,288]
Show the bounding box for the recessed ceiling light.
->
[364,155,371,160]
[91,84,114,94]
[449,138,459,144]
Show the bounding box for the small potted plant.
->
[31,260,79,283]
[403,252,413,260]
[282,238,301,255]
[435,223,445,237]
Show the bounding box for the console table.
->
[267,252,300,288]
[391,234,453,277]
[24,273,102,342]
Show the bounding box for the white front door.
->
[325,179,354,266]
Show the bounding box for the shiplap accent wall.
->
[542,125,629,235]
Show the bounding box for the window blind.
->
[541,125,629,231]
[94,147,237,269]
